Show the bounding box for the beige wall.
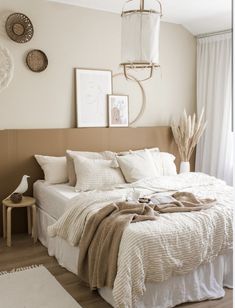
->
[0,0,196,129]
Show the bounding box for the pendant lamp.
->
[121,0,162,81]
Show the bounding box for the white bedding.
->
[47,172,233,308]
[35,174,233,308]
[33,180,79,220]
[37,208,233,308]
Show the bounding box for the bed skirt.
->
[37,207,233,308]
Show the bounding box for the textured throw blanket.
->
[48,173,233,308]
[153,191,216,212]
[77,202,158,290]
[78,192,216,291]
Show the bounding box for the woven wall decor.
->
[0,45,14,93]
[5,13,34,43]
[26,50,48,72]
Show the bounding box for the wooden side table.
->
[2,196,37,247]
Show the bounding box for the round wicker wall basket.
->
[26,50,48,72]
[5,12,34,43]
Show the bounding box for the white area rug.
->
[0,265,82,308]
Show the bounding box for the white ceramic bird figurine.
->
[8,175,30,198]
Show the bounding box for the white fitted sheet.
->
[33,180,79,220]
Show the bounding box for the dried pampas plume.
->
[171,109,206,162]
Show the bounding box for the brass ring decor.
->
[113,72,146,126]
[5,13,34,43]
[26,50,48,72]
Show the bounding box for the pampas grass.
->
[171,109,206,162]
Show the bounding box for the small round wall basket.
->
[26,50,48,72]
[5,12,34,43]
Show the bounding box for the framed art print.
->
[108,95,129,127]
[76,68,112,127]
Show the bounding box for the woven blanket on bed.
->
[48,173,233,308]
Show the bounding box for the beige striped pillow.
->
[66,150,116,186]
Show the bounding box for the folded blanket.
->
[77,192,216,290]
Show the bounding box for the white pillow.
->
[116,150,159,183]
[130,147,159,154]
[73,155,125,192]
[34,155,68,184]
[148,150,177,176]
[118,147,159,156]
[66,150,116,186]
[112,147,160,168]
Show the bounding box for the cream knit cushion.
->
[148,150,177,176]
[118,147,159,156]
[73,155,125,192]
[66,150,116,186]
[35,155,68,184]
[130,147,159,154]
[116,150,159,183]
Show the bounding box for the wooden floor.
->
[0,234,233,308]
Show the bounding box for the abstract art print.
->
[76,68,112,127]
[108,95,129,127]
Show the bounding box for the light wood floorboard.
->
[0,234,232,308]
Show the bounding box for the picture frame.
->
[75,68,112,127]
[108,95,129,127]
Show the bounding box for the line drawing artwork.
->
[76,69,112,127]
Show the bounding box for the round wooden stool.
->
[2,196,37,247]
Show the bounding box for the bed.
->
[34,172,233,308]
[1,127,231,307]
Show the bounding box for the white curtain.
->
[196,32,233,185]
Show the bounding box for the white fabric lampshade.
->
[121,12,161,64]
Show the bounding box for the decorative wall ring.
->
[0,45,14,93]
[113,72,146,126]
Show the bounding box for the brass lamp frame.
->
[121,0,162,81]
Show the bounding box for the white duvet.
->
[48,173,233,308]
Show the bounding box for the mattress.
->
[33,180,79,220]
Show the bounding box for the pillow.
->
[148,150,177,176]
[118,147,159,156]
[73,155,125,192]
[113,147,160,168]
[34,155,68,184]
[130,147,159,154]
[66,150,116,186]
[116,150,159,183]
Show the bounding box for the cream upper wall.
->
[0,0,196,129]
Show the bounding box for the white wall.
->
[0,0,196,129]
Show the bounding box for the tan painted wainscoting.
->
[0,127,195,235]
